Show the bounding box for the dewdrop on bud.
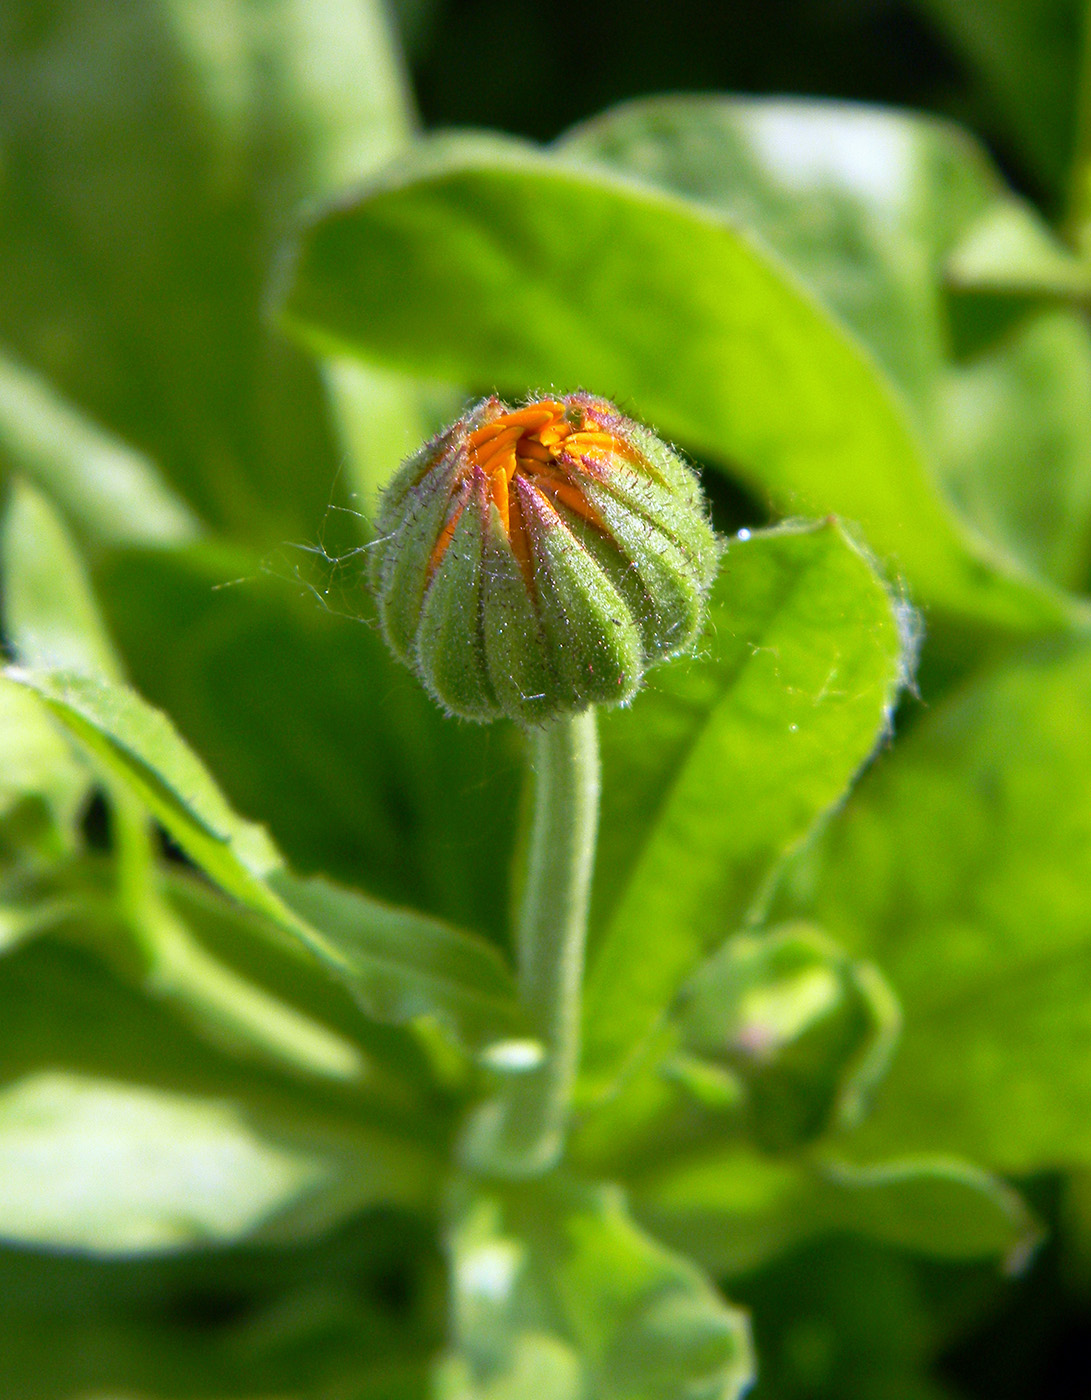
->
[369,393,720,726]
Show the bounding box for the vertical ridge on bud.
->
[370,393,720,726]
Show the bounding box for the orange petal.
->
[502,401,565,429]
[490,467,510,535]
[515,438,553,464]
[537,422,572,448]
[473,424,523,469]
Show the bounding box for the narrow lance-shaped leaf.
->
[579,522,905,1102]
[5,668,522,1053]
[278,131,1077,630]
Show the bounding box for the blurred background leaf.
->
[439,1178,753,1400]
[0,0,413,547]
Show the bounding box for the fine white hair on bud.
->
[369,392,720,726]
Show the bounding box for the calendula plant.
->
[5,1,1091,1397]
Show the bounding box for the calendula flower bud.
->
[369,393,719,726]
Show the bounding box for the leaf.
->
[279,126,1077,630]
[910,0,1081,197]
[0,1217,438,1400]
[0,1206,438,1400]
[560,96,996,413]
[5,667,522,1052]
[936,309,1091,587]
[0,937,441,1254]
[0,0,411,546]
[0,1069,325,1253]
[578,522,905,1102]
[560,95,1091,592]
[0,675,89,855]
[2,477,125,678]
[630,1147,1039,1278]
[0,352,198,547]
[441,1178,753,1400]
[162,870,444,1095]
[95,541,523,940]
[789,638,1091,1173]
[270,870,522,1049]
[946,200,1091,299]
[6,666,285,910]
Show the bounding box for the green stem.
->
[1068,0,1091,255]
[472,709,600,1177]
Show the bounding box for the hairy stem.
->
[473,709,600,1176]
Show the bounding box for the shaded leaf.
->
[271,870,522,1048]
[675,923,901,1150]
[936,309,1091,588]
[0,352,198,548]
[0,937,441,1253]
[910,0,1081,197]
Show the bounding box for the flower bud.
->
[369,393,719,726]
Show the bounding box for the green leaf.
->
[560,96,996,414]
[0,1213,438,1399]
[279,126,1076,630]
[5,667,522,1052]
[0,675,89,857]
[946,199,1091,299]
[0,352,198,548]
[790,637,1091,1173]
[161,870,444,1095]
[2,477,125,678]
[910,0,1081,197]
[0,1069,325,1253]
[441,1178,753,1400]
[6,666,285,909]
[630,1148,1039,1278]
[935,309,1091,588]
[578,522,905,1102]
[560,95,1091,592]
[0,0,412,546]
[270,870,522,1049]
[95,541,523,940]
[0,937,440,1253]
